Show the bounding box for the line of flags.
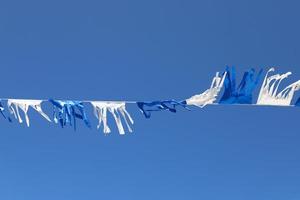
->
[0,66,299,134]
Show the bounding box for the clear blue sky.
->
[0,0,300,199]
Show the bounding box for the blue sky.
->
[0,0,300,199]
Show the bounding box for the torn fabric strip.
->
[186,71,227,108]
[7,99,51,126]
[49,99,90,130]
[257,68,300,106]
[219,66,263,104]
[137,100,189,119]
[90,101,134,135]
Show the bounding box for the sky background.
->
[0,0,300,199]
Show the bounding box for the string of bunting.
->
[0,66,299,134]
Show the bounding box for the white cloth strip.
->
[90,101,134,135]
[186,71,227,108]
[7,99,51,127]
[257,68,300,106]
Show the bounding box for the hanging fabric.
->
[256,68,300,106]
[90,101,134,135]
[137,100,189,118]
[219,66,263,104]
[186,71,227,108]
[49,99,90,130]
[0,66,300,134]
[7,99,50,126]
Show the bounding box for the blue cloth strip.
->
[0,101,6,119]
[49,99,91,130]
[0,101,12,122]
[295,97,300,106]
[137,100,189,118]
[219,66,263,104]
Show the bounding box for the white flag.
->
[257,68,300,106]
[90,101,134,135]
[7,99,51,127]
[186,72,227,107]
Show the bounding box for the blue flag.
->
[219,66,263,104]
[49,99,91,130]
[295,97,300,107]
[0,101,12,122]
[137,100,189,118]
